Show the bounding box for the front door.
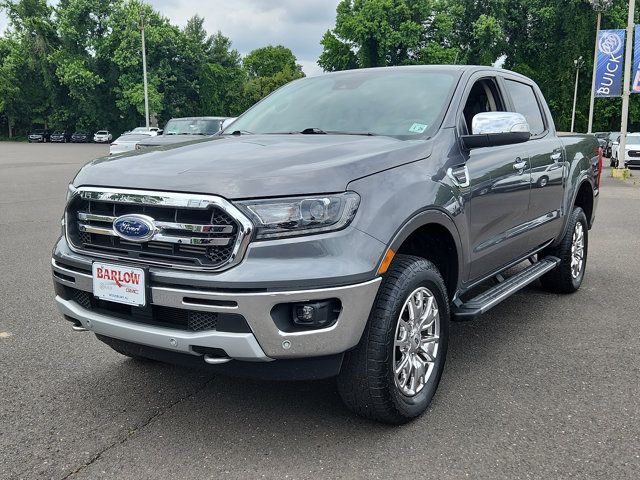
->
[465,145,532,280]
[457,76,532,281]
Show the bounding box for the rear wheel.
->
[540,207,588,293]
[337,255,449,424]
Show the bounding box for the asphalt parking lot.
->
[1,142,639,480]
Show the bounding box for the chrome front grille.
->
[65,188,253,271]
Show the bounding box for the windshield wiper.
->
[324,131,377,136]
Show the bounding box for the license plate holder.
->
[92,262,148,307]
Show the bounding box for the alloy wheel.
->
[393,287,440,397]
[571,221,585,279]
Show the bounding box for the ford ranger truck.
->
[52,66,601,424]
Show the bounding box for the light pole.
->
[140,12,150,129]
[588,0,614,134]
[572,56,585,133]
[618,0,636,169]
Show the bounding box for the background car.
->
[93,130,113,143]
[71,131,92,143]
[136,117,229,149]
[605,131,620,158]
[594,132,609,152]
[221,117,237,130]
[611,132,640,168]
[109,133,154,155]
[28,129,51,143]
[128,126,161,136]
[50,130,72,143]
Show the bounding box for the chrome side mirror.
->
[463,112,531,149]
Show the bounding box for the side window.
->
[504,80,546,136]
[462,78,505,134]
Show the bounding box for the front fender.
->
[348,158,466,291]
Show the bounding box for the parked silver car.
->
[109,133,154,155]
[137,117,230,149]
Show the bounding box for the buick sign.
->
[113,214,156,242]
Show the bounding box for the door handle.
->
[513,158,528,171]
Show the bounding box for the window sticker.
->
[409,123,428,134]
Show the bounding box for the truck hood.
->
[73,134,433,199]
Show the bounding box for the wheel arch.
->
[558,176,595,244]
[386,209,463,299]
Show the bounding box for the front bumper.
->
[52,258,381,361]
[624,159,640,167]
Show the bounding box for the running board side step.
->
[452,256,560,321]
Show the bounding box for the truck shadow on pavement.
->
[74,282,553,440]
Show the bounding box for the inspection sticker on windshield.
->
[92,262,146,307]
[409,123,428,134]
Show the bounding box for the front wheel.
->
[337,255,449,424]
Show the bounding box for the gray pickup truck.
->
[52,66,601,424]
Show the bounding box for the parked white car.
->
[221,117,237,130]
[129,127,161,136]
[109,133,154,155]
[94,130,113,143]
[611,133,640,167]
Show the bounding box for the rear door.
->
[503,78,565,249]
[458,75,533,281]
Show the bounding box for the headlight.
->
[235,192,360,240]
[66,184,77,202]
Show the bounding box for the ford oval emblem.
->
[113,214,156,242]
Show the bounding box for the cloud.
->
[0,0,341,75]
[147,0,341,75]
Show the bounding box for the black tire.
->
[536,176,549,188]
[337,255,450,424]
[540,207,588,294]
[95,334,155,362]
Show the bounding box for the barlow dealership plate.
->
[92,262,146,307]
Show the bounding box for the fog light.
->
[297,305,316,322]
[291,300,340,329]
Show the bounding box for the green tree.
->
[241,45,304,110]
[0,0,58,132]
[244,45,303,78]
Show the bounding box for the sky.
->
[0,0,342,76]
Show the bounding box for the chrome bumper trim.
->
[56,297,271,362]
[52,259,381,359]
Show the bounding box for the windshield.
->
[131,127,150,133]
[626,135,640,146]
[96,131,108,134]
[225,70,457,139]
[164,119,222,135]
